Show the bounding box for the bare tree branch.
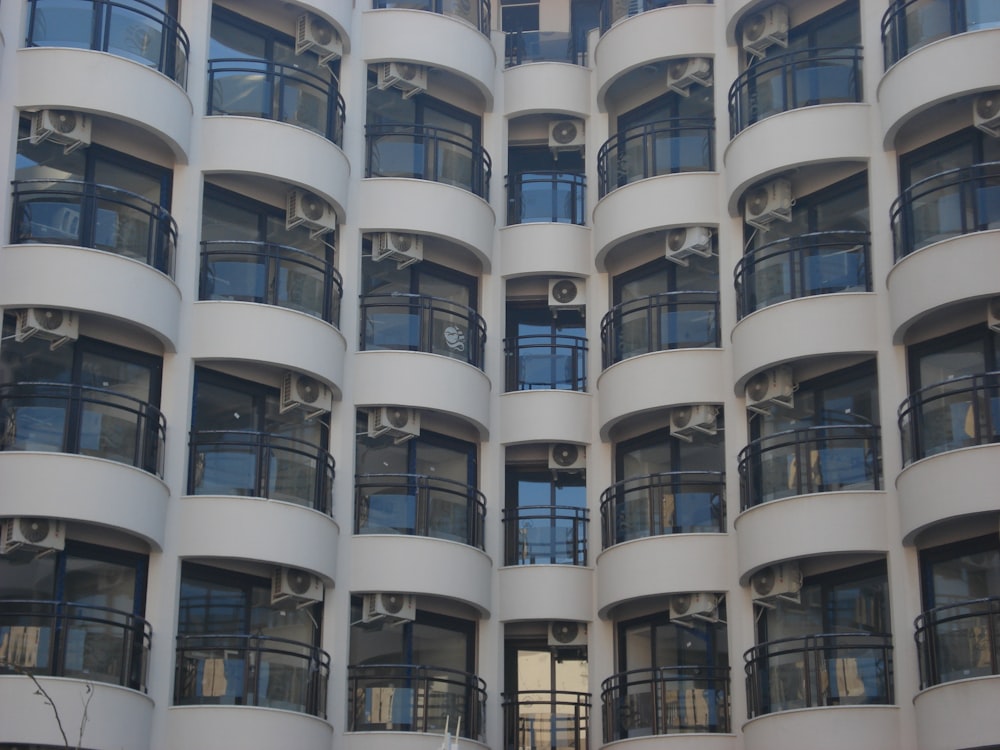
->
[1,659,71,749]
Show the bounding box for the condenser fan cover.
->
[746,373,770,401]
[551,121,579,144]
[977,94,1000,120]
[551,280,578,304]
[666,228,689,252]
[380,593,405,614]
[743,12,767,42]
[20,518,52,544]
[386,408,410,429]
[37,309,65,330]
[746,187,770,216]
[753,568,776,597]
[310,17,335,45]
[551,443,580,467]
[286,569,314,595]
[296,377,321,404]
[672,406,693,428]
[50,111,78,134]
[301,193,326,221]
[551,622,580,644]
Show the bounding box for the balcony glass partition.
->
[916,597,1000,688]
[504,334,587,391]
[504,31,579,66]
[503,691,590,750]
[882,0,1000,68]
[373,0,491,35]
[601,291,719,367]
[506,171,586,225]
[504,505,588,565]
[599,0,712,34]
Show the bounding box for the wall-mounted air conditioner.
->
[549,443,586,471]
[548,119,585,154]
[377,62,428,99]
[548,278,584,311]
[286,189,337,237]
[665,226,713,266]
[669,592,719,623]
[271,567,324,606]
[280,372,333,418]
[988,297,1000,333]
[295,13,342,64]
[669,404,719,442]
[548,621,587,647]
[666,57,713,96]
[15,308,79,350]
[751,562,803,605]
[30,109,92,154]
[373,232,423,269]
[745,178,793,230]
[973,92,1000,138]
[742,4,789,58]
[1,517,66,555]
[368,406,421,443]
[745,366,795,414]
[363,592,417,623]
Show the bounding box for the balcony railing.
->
[504,334,587,392]
[601,665,730,741]
[25,0,190,85]
[601,291,719,368]
[728,47,863,137]
[739,425,882,510]
[207,58,346,146]
[503,690,590,750]
[898,371,1000,466]
[735,231,872,318]
[11,179,177,276]
[200,240,343,326]
[598,117,715,197]
[366,123,492,199]
[600,471,725,548]
[355,473,486,549]
[347,663,487,740]
[174,634,330,717]
[915,596,1000,689]
[890,161,1000,260]
[188,429,334,514]
[0,381,165,476]
[599,0,713,34]
[360,293,487,370]
[373,0,491,36]
[0,599,151,691]
[506,171,586,225]
[745,633,894,717]
[882,0,1000,69]
[504,31,582,66]
[503,505,588,565]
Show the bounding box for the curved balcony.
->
[601,291,719,369]
[745,632,894,717]
[916,596,1000,688]
[373,0,489,35]
[11,179,176,277]
[188,430,334,515]
[881,0,1000,69]
[598,118,714,198]
[600,471,725,549]
[505,334,587,392]
[503,691,589,750]
[355,473,485,549]
[347,663,486,739]
[599,0,712,34]
[506,172,586,226]
[175,634,329,717]
[601,665,730,741]
[200,241,342,327]
[207,59,345,146]
[503,505,588,565]
[0,599,150,690]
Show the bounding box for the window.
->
[506,147,586,225]
[504,465,587,565]
[501,0,539,32]
[505,304,586,390]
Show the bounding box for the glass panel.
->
[30,0,96,48]
[106,2,167,68]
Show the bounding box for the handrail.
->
[174,633,330,717]
[354,472,487,549]
[25,0,190,85]
[502,504,589,565]
[734,230,872,318]
[881,0,1000,69]
[599,0,713,34]
[0,598,152,691]
[505,171,586,225]
[0,380,165,476]
[728,46,863,137]
[11,178,177,276]
[502,690,590,750]
[600,470,726,548]
[503,333,587,392]
[914,596,1000,689]
[206,58,346,146]
[188,429,335,514]
[372,0,491,36]
[200,240,343,326]
[504,31,582,66]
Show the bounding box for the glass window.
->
[506,304,586,391]
[505,466,587,565]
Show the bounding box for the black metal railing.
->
[601,665,730,741]
[745,632,894,717]
[347,663,487,740]
[890,161,1000,261]
[366,124,492,200]
[504,31,581,66]
[898,371,1000,466]
[0,599,151,691]
[882,0,1000,69]
[504,334,587,392]
[0,381,165,476]
[200,240,343,326]
[735,231,871,318]
[11,179,177,276]
[728,46,863,137]
[506,171,586,225]
[601,291,719,368]
[25,0,189,85]
[599,0,713,34]
[174,634,330,717]
[188,429,334,514]
[360,293,488,370]
[915,596,1000,689]
[373,0,491,36]
[503,690,590,750]
[597,117,715,197]
[739,425,882,510]
[206,58,346,146]
[354,473,486,549]
[503,505,588,565]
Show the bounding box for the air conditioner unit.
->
[363,592,417,623]
[549,278,584,311]
[548,621,587,647]
[742,3,789,58]
[280,372,333,418]
[745,366,795,414]
[295,13,342,64]
[669,592,719,623]
[666,57,713,96]
[271,567,324,606]
[549,443,586,471]
[1,517,66,555]
[988,297,1000,333]
[973,92,1000,138]
[745,178,793,231]
[30,109,92,154]
[286,189,337,237]
[377,62,428,99]
[14,308,79,349]
[665,226,714,266]
[751,562,803,605]
[670,404,719,442]
[373,232,423,269]
[548,119,585,154]
[368,406,421,443]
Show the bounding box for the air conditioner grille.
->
[551,280,578,304]
[666,228,688,252]
[743,12,768,42]
[746,372,771,402]
[285,568,314,595]
[20,518,52,544]
[295,376,321,404]
[551,121,579,144]
[380,593,405,614]
[977,93,1000,120]
[551,443,580,467]
[309,17,335,45]
[551,621,580,644]
[49,110,79,134]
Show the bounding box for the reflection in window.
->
[505,464,587,565]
